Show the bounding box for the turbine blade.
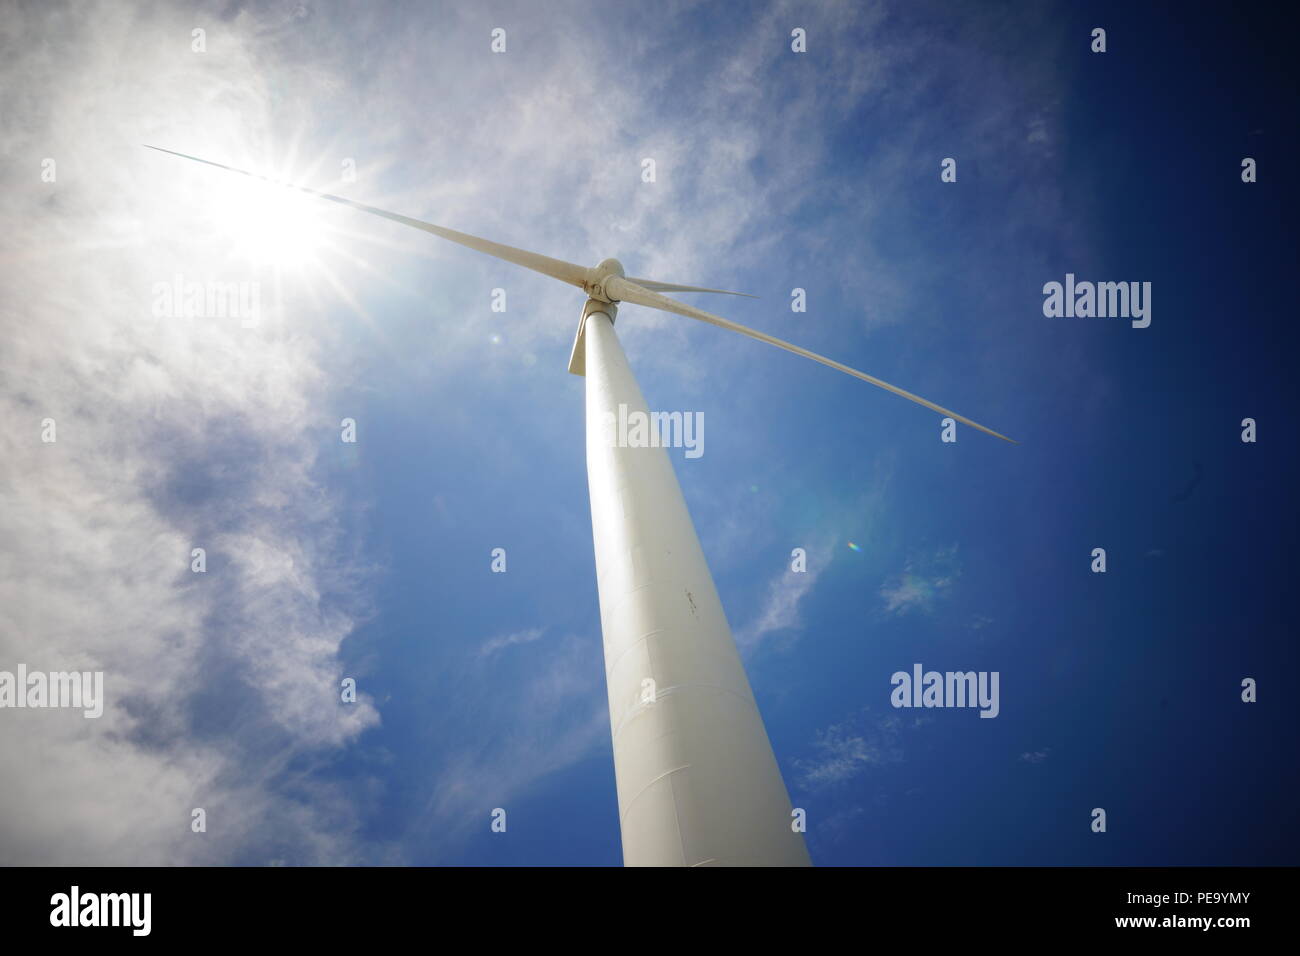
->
[626,278,757,298]
[605,276,1016,443]
[143,145,590,289]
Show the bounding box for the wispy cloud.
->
[420,633,607,850]
[795,711,904,790]
[1020,748,1052,764]
[736,541,833,652]
[879,544,960,616]
[478,627,546,659]
[0,3,379,865]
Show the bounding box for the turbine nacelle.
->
[585,257,626,303]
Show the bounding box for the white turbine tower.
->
[146,146,1014,867]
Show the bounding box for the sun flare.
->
[209,171,328,272]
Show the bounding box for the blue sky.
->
[1,0,1295,865]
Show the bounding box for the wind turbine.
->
[146,145,1014,867]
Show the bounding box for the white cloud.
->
[478,627,546,659]
[879,544,960,616]
[796,712,904,790]
[0,2,378,864]
[736,541,832,652]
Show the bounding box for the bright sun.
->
[210,172,327,272]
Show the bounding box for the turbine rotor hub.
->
[586,257,625,302]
